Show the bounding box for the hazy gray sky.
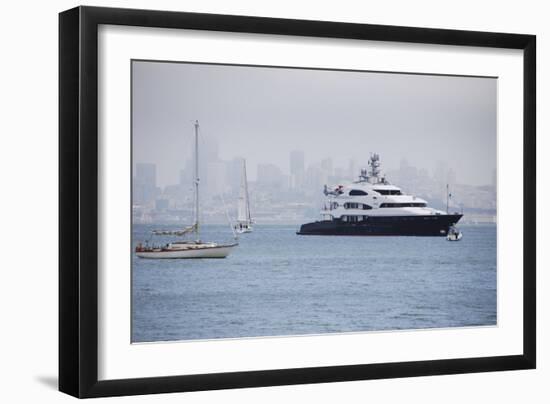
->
[132,60,496,187]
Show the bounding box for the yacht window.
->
[342,215,360,222]
[349,189,368,196]
[374,189,402,195]
[380,202,427,208]
[344,202,373,210]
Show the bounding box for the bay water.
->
[132,224,496,342]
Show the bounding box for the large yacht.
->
[297,154,462,236]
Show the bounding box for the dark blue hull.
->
[297,214,463,236]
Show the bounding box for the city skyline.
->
[133,151,490,195]
[133,149,492,192]
[133,148,496,226]
[132,61,497,189]
[133,133,495,189]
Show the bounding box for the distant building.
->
[197,132,220,199]
[155,198,170,211]
[290,150,305,176]
[206,160,229,196]
[179,167,189,188]
[321,158,333,176]
[227,157,244,195]
[134,163,159,205]
[136,163,156,187]
[257,163,284,189]
[305,163,323,194]
[290,150,305,189]
[332,167,346,183]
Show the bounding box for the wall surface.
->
[0,0,546,402]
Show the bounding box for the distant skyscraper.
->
[207,160,229,196]
[136,163,156,187]
[227,157,244,195]
[321,158,333,176]
[290,150,305,189]
[332,167,345,182]
[134,163,158,205]
[320,158,333,185]
[290,150,305,176]
[305,163,323,194]
[177,160,196,204]
[195,132,221,199]
[179,164,193,187]
[257,163,284,188]
[202,133,219,162]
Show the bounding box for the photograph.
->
[131,60,497,343]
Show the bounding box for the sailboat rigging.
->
[234,159,253,233]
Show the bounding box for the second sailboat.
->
[234,159,254,234]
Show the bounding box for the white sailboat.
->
[446,225,463,241]
[135,120,237,259]
[446,184,462,241]
[234,159,253,234]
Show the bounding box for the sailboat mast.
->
[194,120,200,239]
[243,159,251,222]
[446,183,449,214]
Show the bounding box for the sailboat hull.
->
[235,223,253,234]
[136,243,237,259]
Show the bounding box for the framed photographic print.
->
[59,6,536,398]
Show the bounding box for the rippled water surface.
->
[132,224,496,342]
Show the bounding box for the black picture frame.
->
[59,5,536,398]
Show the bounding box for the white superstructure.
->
[320,154,446,222]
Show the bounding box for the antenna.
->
[194,120,200,240]
[446,184,450,214]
